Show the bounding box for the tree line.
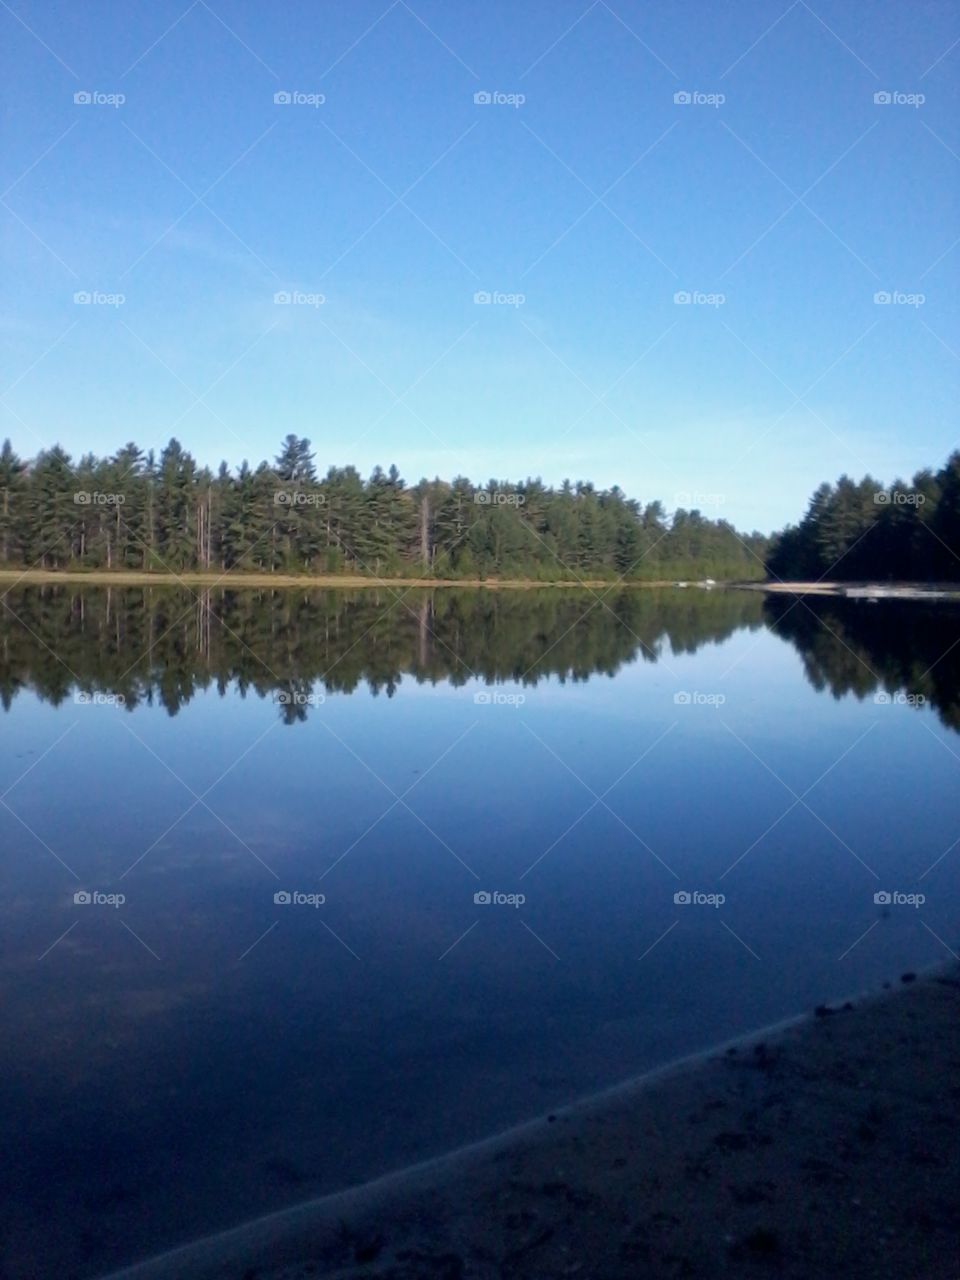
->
[0,435,768,581]
[766,450,960,581]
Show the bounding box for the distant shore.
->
[0,570,726,590]
[100,963,960,1280]
[742,580,960,600]
[4,570,958,600]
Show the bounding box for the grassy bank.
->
[0,569,703,590]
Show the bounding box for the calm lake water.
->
[1,585,958,1278]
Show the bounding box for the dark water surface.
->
[1,585,958,1278]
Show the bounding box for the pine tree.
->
[0,439,26,565]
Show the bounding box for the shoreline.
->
[1,570,957,598]
[98,960,960,1279]
[743,580,960,599]
[0,570,718,590]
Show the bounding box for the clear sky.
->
[1,0,957,530]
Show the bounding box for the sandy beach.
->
[746,581,960,600]
[98,964,960,1280]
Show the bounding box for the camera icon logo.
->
[674,91,692,104]
[873,691,891,704]
[873,291,891,305]
[473,290,491,304]
[474,91,492,105]
[474,490,491,504]
[74,890,92,904]
[73,491,91,504]
[673,691,691,704]
[474,690,491,704]
[474,890,492,904]
[873,891,892,905]
[274,291,292,305]
[274,91,292,104]
[673,290,691,304]
[874,91,892,105]
[274,891,292,904]
[673,890,692,905]
[74,91,92,105]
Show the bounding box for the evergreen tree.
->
[0,439,26,565]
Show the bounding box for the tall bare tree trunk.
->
[420,493,430,568]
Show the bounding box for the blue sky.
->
[1,0,957,530]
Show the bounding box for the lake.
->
[1,584,957,1279]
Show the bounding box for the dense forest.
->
[766,450,960,582]
[5,434,957,585]
[0,436,768,581]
